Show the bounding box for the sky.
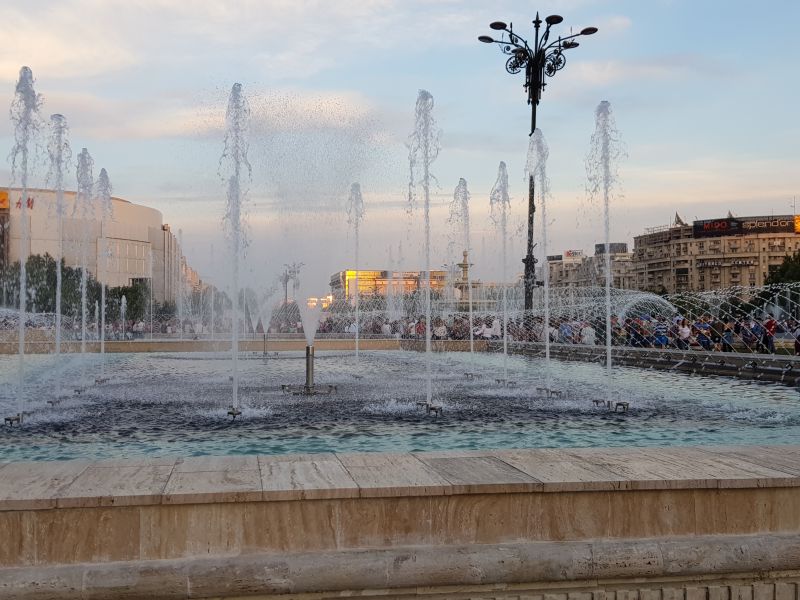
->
[1,0,798,296]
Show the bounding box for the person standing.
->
[722,319,735,353]
[763,315,777,354]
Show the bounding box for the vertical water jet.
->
[408,90,440,405]
[586,100,624,402]
[46,114,70,366]
[526,130,551,378]
[9,66,43,422]
[220,83,251,414]
[95,168,113,378]
[490,163,511,382]
[347,182,365,362]
[450,178,474,358]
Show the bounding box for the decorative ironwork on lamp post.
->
[479,13,597,312]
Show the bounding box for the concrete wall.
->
[2,446,800,598]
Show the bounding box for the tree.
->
[0,254,100,315]
[106,280,150,322]
[766,252,800,285]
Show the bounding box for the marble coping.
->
[1,445,800,511]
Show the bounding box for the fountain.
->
[408,90,440,406]
[7,67,43,425]
[220,82,251,419]
[95,168,113,381]
[148,248,154,341]
[450,179,475,359]
[526,130,551,382]
[120,295,127,340]
[586,100,624,403]
[346,182,365,362]
[177,228,185,339]
[46,114,70,386]
[73,148,94,389]
[4,60,800,510]
[490,162,512,384]
[281,297,336,396]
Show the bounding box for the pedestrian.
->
[763,314,777,354]
[722,319,735,353]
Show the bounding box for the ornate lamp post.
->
[479,14,597,312]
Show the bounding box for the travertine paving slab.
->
[162,469,262,504]
[494,449,629,491]
[650,447,800,488]
[337,453,451,497]
[57,465,174,507]
[0,461,89,510]
[1,446,800,511]
[258,453,359,500]
[174,455,258,472]
[84,456,178,468]
[567,447,723,488]
[415,455,540,494]
[702,445,800,476]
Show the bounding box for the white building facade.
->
[1,187,185,305]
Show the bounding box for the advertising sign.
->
[0,190,8,210]
[693,218,743,238]
[693,215,799,238]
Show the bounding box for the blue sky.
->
[1,0,798,291]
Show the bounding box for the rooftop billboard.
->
[693,215,800,238]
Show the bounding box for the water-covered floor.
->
[1,350,799,461]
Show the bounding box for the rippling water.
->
[1,350,798,461]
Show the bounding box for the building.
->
[546,250,585,287]
[1,187,187,304]
[330,269,448,301]
[546,245,635,289]
[632,213,800,293]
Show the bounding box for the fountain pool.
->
[1,350,799,462]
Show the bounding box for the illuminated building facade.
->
[329,269,447,301]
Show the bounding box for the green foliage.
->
[766,251,800,284]
[0,254,148,321]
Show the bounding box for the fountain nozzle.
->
[280,344,336,396]
[305,345,314,393]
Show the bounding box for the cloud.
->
[597,15,632,34]
[568,54,713,88]
[13,87,383,142]
[0,5,136,82]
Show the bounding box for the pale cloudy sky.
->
[1,0,798,294]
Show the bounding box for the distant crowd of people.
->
[5,307,800,355]
[267,312,800,355]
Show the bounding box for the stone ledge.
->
[3,445,800,511]
[2,534,800,599]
